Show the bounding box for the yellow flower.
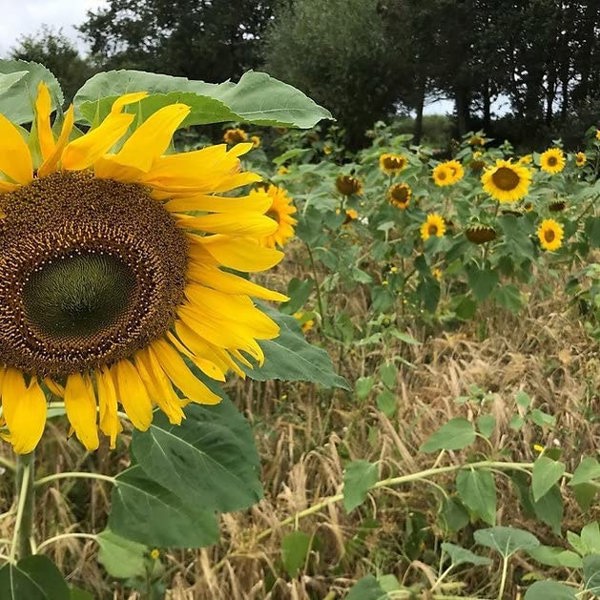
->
[518,154,533,165]
[532,444,545,454]
[537,219,564,251]
[277,165,289,176]
[336,174,363,196]
[469,134,485,146]
[150,548,161,560]
[596,129,600,141]
[223,128,248,144]
[432,161,463,186]
[420,213,446,240]
[250,135,261,148]
[258,184,297,248]
[344,208,358,223]
[387,182,411,209]
[323,144,333,155]
[379,153,407,175]
[540,148,566,174]
[0,83,287,453]
[293,312,314,333]
[431,268,443,281]
[576,152,587,167]
[481,159,531,203]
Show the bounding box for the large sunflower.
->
[540,148,565,174]
[0,83,287,453]
[257,184,297,248]
[481,159,531,203]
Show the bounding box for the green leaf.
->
[379,363,396,388]
[586,217,600,248]
[530,409,556,427]
[474,526,540,558]
[477,414,496,438]
[0,556,69,600]
[0,59,63,124]
[583,554,600,592]
[74,70,332,128]
[390,331,421,345]
[70,588,94,600]
[131,399,262,513]
[245,307,350,389]
[420,418,476,453]
[438,497,470,533]
[467,265,499,302]
[524,581,577,600]
[376,389,396,417]
[96,529,148,579]
[532,457,565,502]
[533,485,563,534]
[355,376,375,400]
[570,457,600,486]
[281,531,311,577]
[346,575,389,600]
[515,390,532,409]
[493,284,524,313]
[573,482,597,512]
[456,469,496,525]
[109,465,219,548]
[441,542,492,566]
[527,545,583,569]
[280,278,314,314]
[343,460,379,512]
[581,522,600,555]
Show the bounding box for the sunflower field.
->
[3,58,600,600]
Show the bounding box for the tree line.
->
[8,0,600,149]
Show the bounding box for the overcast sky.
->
[0,0,107,56]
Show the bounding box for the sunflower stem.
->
[10,451,35,562]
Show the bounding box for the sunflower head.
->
[537,219,564,251]
[420,213,446,241]
[481,159,531,203]
[223,128,248,144]
[468,134,485,146]
[379,153,407,175]
[0,82,287,453]
[388,182,411,209]
[549,200,566,212]
[343,208,359,224]
[465,225,497,244]
[540,148,566,174]
[250,135,261,148]
[518,154,533,165]
[336,174,363,196]
[596,129,600,141]
[432,161,463,186]
[258,184,297,248]
[575,151,587,167]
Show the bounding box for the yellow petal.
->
[35,81,55,161]
[187,260,288,301]
[0,180,19,193]
[166,331,226,381]
[189,234,283,272]
[111,91,148,114]
[112,359,153,431]
[64,373,99,450]
[149,339,221,405]
[38,105,75,178]
[165,192,272,214]
[96,367,122,449]
[61,112,135,171]
[2,370,46,454]
[113,103,190,171]
[0,115,33,184]
[176,212,278,236]
[134,349,185,425]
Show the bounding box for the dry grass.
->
[1,265,599,599]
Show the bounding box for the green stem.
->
[10,452,35,562]
[497,555,509,600]
[305,242,327,334]
[34,471,115,488]
[36,532,97,554]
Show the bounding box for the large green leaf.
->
[244,307,350,389]
[0,60,63,123]
[343,460,379,512]
[109,465,219,548]
[0,556,69,600]
[524,581,577,600]
[419,417,476,452]
[456,469,496,525]
[532,456,565,502]
[346,575,389,600]
[441,542,492,567]
[131,398,262,513]
[474,526,539,558]
[73,69,332,128]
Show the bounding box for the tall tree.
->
[10,26,92,102]
[79,0,276,82]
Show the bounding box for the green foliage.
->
[0,556,70,600]
[343,460,379,512]
[419,417,476,452]
[281,531,312,577]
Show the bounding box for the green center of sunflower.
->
[0,172,188,377]
[23,253,136,339]
[491,167,520,191]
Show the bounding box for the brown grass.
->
[1,265,598,599]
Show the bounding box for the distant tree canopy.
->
[79,0,276,82]
[10,26,92,102]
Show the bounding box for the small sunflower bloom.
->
[388,182,411,209]
[258,185,297,248]
[518,154,533,165]
[468,134,485,146]
[533,444,545,454]
[323,144,333,155]
[250,135,261,148]
[432,268,443,281]
[537,219,564,251]
[293,312,314,333]
[223,128,248,144]
[596,129,600,141]
[420,213,446,241]
[277,165,289,176]
[0,83,287,453]
[344,208,358,223]
[575,152,587,167]
[379,153,408,175]
[432,161,462,186]
[336,174,363,196]
[540,148,566,174]
[481,159,531,203]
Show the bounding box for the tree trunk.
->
[413,76,426,145]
